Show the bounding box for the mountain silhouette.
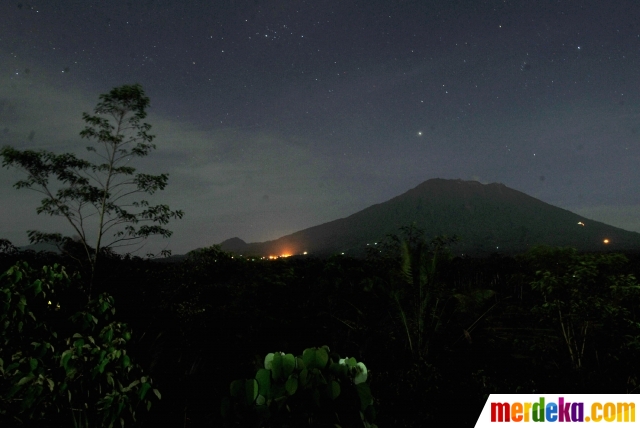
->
[220,178,640,257]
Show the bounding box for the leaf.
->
[60,350,72,370]
[356,383,373,411]
[139,382,151,400]
[32,279,42,295]
[330,362,349,379]
[29,358,38,371]
[17,375,35,386]
[153,388,161,400]
[316,348,329,369]
[328,380,341,400]
[299,368,309,387]
[126,379,140,392]
[74,338,84,354]
[302,348,315,368]
[97,358,109,374]
[285,376,298,395]
[264,352,274,369]
[245,379,258,404]
[230,380,243,397]
[255,368,271,398]
[272,353,284,380]
[282,353,295,378]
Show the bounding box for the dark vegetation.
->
[2,227,640,427]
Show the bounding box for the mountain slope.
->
[220,179,640,257]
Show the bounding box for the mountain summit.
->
[220,179,640,257]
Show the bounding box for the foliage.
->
[0,239,19,256]
[370,225,495,360]
[0,84,184,297]
[525,247,640,373]
[4,237,640,426]
[0,261,159,427]
[222,346,376,428]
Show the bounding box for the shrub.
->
[222,345,377,427]
[0,261,159,427]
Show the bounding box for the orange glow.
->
[603,239,610,244]
[281,254,291,258]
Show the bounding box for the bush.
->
[222,345,377,427]
[0,261,159,427]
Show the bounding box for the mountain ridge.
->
[218,178,640,257]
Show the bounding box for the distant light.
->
[303,251,308,255]
[603,239,610,244]
[577,221,585,226]
[417,131,423,136]
[341,252,344,255]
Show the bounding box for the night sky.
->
[1,0,640,256]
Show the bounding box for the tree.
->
[0,261,160,427]
[526,247,640,374]
[0,84,184,299]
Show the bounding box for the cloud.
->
[0,67,384,254]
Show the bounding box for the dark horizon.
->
[1,1,640,256]
[216,178,640,258]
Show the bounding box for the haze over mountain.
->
[219,179,640,257]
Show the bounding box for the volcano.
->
[219,179,640,257]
